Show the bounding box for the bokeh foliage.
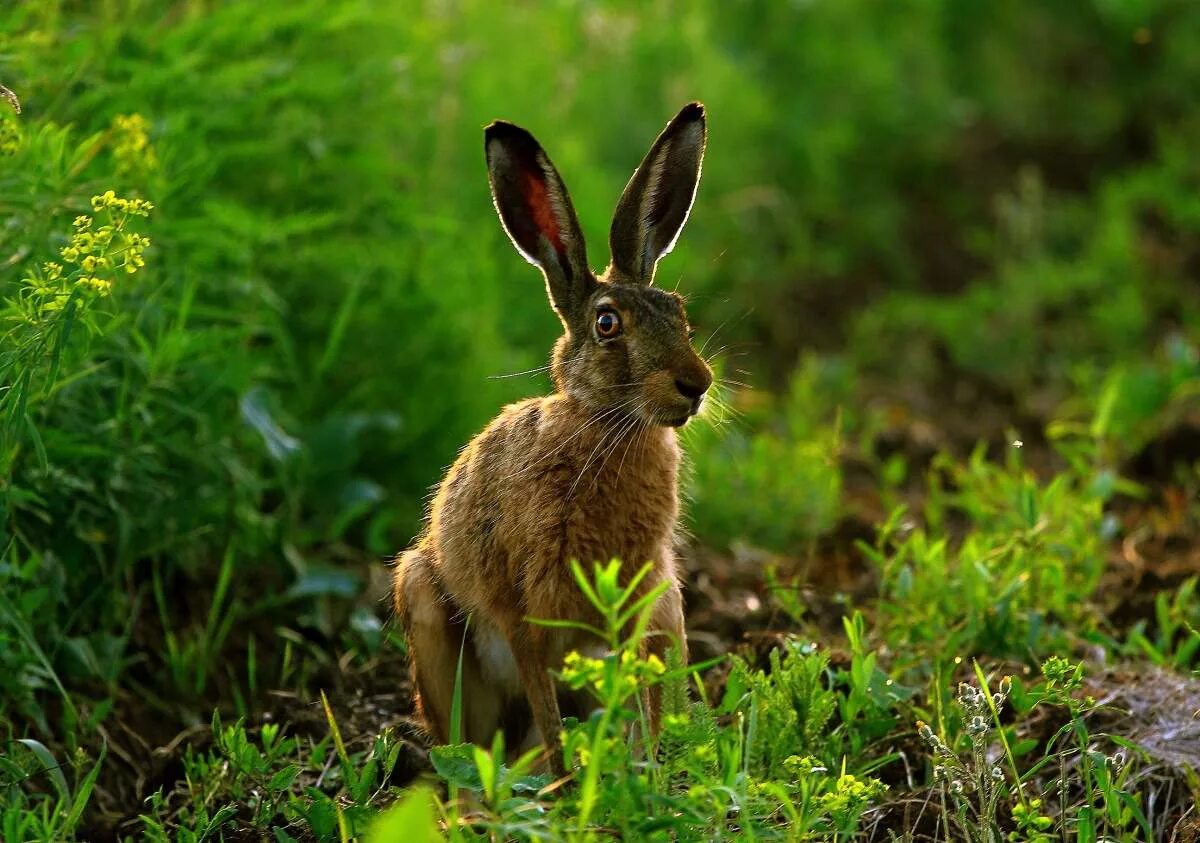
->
[2,0,1199,839]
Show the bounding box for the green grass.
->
[2,0,1200,840]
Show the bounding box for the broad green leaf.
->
[365,787,441,843]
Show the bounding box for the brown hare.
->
[394,102,712,776]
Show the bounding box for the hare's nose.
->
[674,377,708,401]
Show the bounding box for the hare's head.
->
[485,103,713,428]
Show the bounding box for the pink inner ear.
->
[523,170,565,256]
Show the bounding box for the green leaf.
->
[594,559,622,605]
[320,690,358,798]
[365,787,441,843]
[198,804,239,842]
[430,743,483,791]
[267,764,300,791]
[240,385,301,462]
[511,773,552,794]
[298,788,338,840]
[614,579,671,634]
[0,591,78,723]
[474,744,496,801]
[287,566,362,600]
[615,562,655,611]
[1090,370,1122,439]
[23,412,47,469]
[63,743,106,833]
[1010,737,1039,758]
[526,616,606,640]
[17,738,70,810]
[450,615,471,746]
[43,291,80,398]
[351,757,378,803]
[317,276,364,378]
[569,559,606,616]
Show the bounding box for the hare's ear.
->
[485,121,594,317]
[609,102,706,285]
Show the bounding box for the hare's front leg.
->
[508,624,567,778]
[644,582,687,739]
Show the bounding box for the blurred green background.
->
[2,0,1199,834]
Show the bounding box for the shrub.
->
[685,356,850,553]
[864,443,1110,670]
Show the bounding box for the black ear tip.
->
[485,119,532,141]
[666,102,706,139]
[484,120,543,159]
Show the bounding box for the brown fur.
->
[394,103,712,776]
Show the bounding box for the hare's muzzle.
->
[664,363,712,425]
[675,376,708,416]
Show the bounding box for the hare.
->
[394,102,712,776]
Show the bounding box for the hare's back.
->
[425,398,554,601]
[430,397,545,527]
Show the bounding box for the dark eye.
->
[595,309,622,339]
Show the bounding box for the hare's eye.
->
[595,309,622,339]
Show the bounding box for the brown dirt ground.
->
[79,393,1200,839]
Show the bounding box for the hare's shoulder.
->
[472,396,553,459]
[439,396,564,501]
[472,394,587,460]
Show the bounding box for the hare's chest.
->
[580,467,676,534]
[559,451,678,566]
[506,435,681,623]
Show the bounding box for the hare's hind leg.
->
[395,549,504,745]
[395,549,457,742]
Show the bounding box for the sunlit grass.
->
[1,0,1199,839]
